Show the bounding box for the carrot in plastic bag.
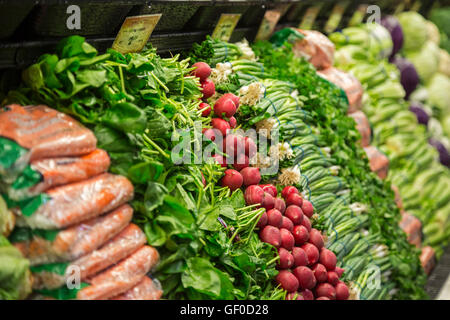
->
[77,245,160,300]
[349,111,371,147]
[0,104,97,182]
[317,67,364,113]
[12,204,133,265]
[31,223,146,290]
[110,276,163,300]
[363,146,389,179]
[293,29,335,70]
[5,149,110,201]
[14,173,134,229]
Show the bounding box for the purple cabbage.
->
[409,102,430,126]
[380,15,404,59]
[429,138,450,167]
[392,56,420,100]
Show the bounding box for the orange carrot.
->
[15,173,134,229]
[110,277,163,300]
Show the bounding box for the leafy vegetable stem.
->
[266,255,279,266]
[118,65,126,95]
[142,134,170,159]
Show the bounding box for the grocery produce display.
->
[0,0,449,301]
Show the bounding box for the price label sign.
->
[324,1,350,34]
[348,4,369,26]
[299,4,323,30]
[255,10,282,41]
[112,14,161,54]
[211,14,241,42]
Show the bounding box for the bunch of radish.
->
[245,184,349,300]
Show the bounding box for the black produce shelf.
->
[0,0,447,69]
[426,245,450,299]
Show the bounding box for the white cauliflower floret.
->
[278,165,301,186]
[210,62,233,85]
[239,82,265,106]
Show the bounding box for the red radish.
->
[244,185,264,205]
[280,228,295,250]
[240,167,261,186]
[277,248,294,269]
[316,297,330,300]
[214,98,236,118]
[301,216,311,232]
[319,248,337,271]
[259,225,281,248]
[244,137,257,158]
[312,263,328,283]
[293,266,316,290]
[276,270,299,293]
[285,292,304,300]
[211,154,227,168]
[286,193,303,207]
[285,205,304,225]
[282,186,299,199]
[224,134,245,157]
[221,169,243,191]
[301,243,319,266]
[192,62,211,81]
[198,102,212,117]
[211,118,230,136]
[233,154,249,171]
[267,209,283,228]
[308,229,324,250]
[335,282,350,300]
[335,267,345,278]
[315,283,336,300]
[256,211,268,228]
[260,192,275,210]
[229,116,237,128]
[274,198,286,214]
[203,128,216,141]
[301,200,314,218]
[261,184,277,197]
[300,289,314,300]
[292,247,308,267]
[327,271,339,286]
[221,93,240,108]
[201,79,215,98]
[281,217,294,232]
[292,225,309,245]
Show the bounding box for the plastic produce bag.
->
[363,146,389,179]
[3,149,110,201]
[10,173,133,230]
[0,104,97,183]
[420,246,436,275]
[399,212,422,248]
[349,111,371,147]
[110,276,162,300]
[317,67,363,113]
[31,223,146,290]
[11,204,133,265]
[293,29,335,70]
